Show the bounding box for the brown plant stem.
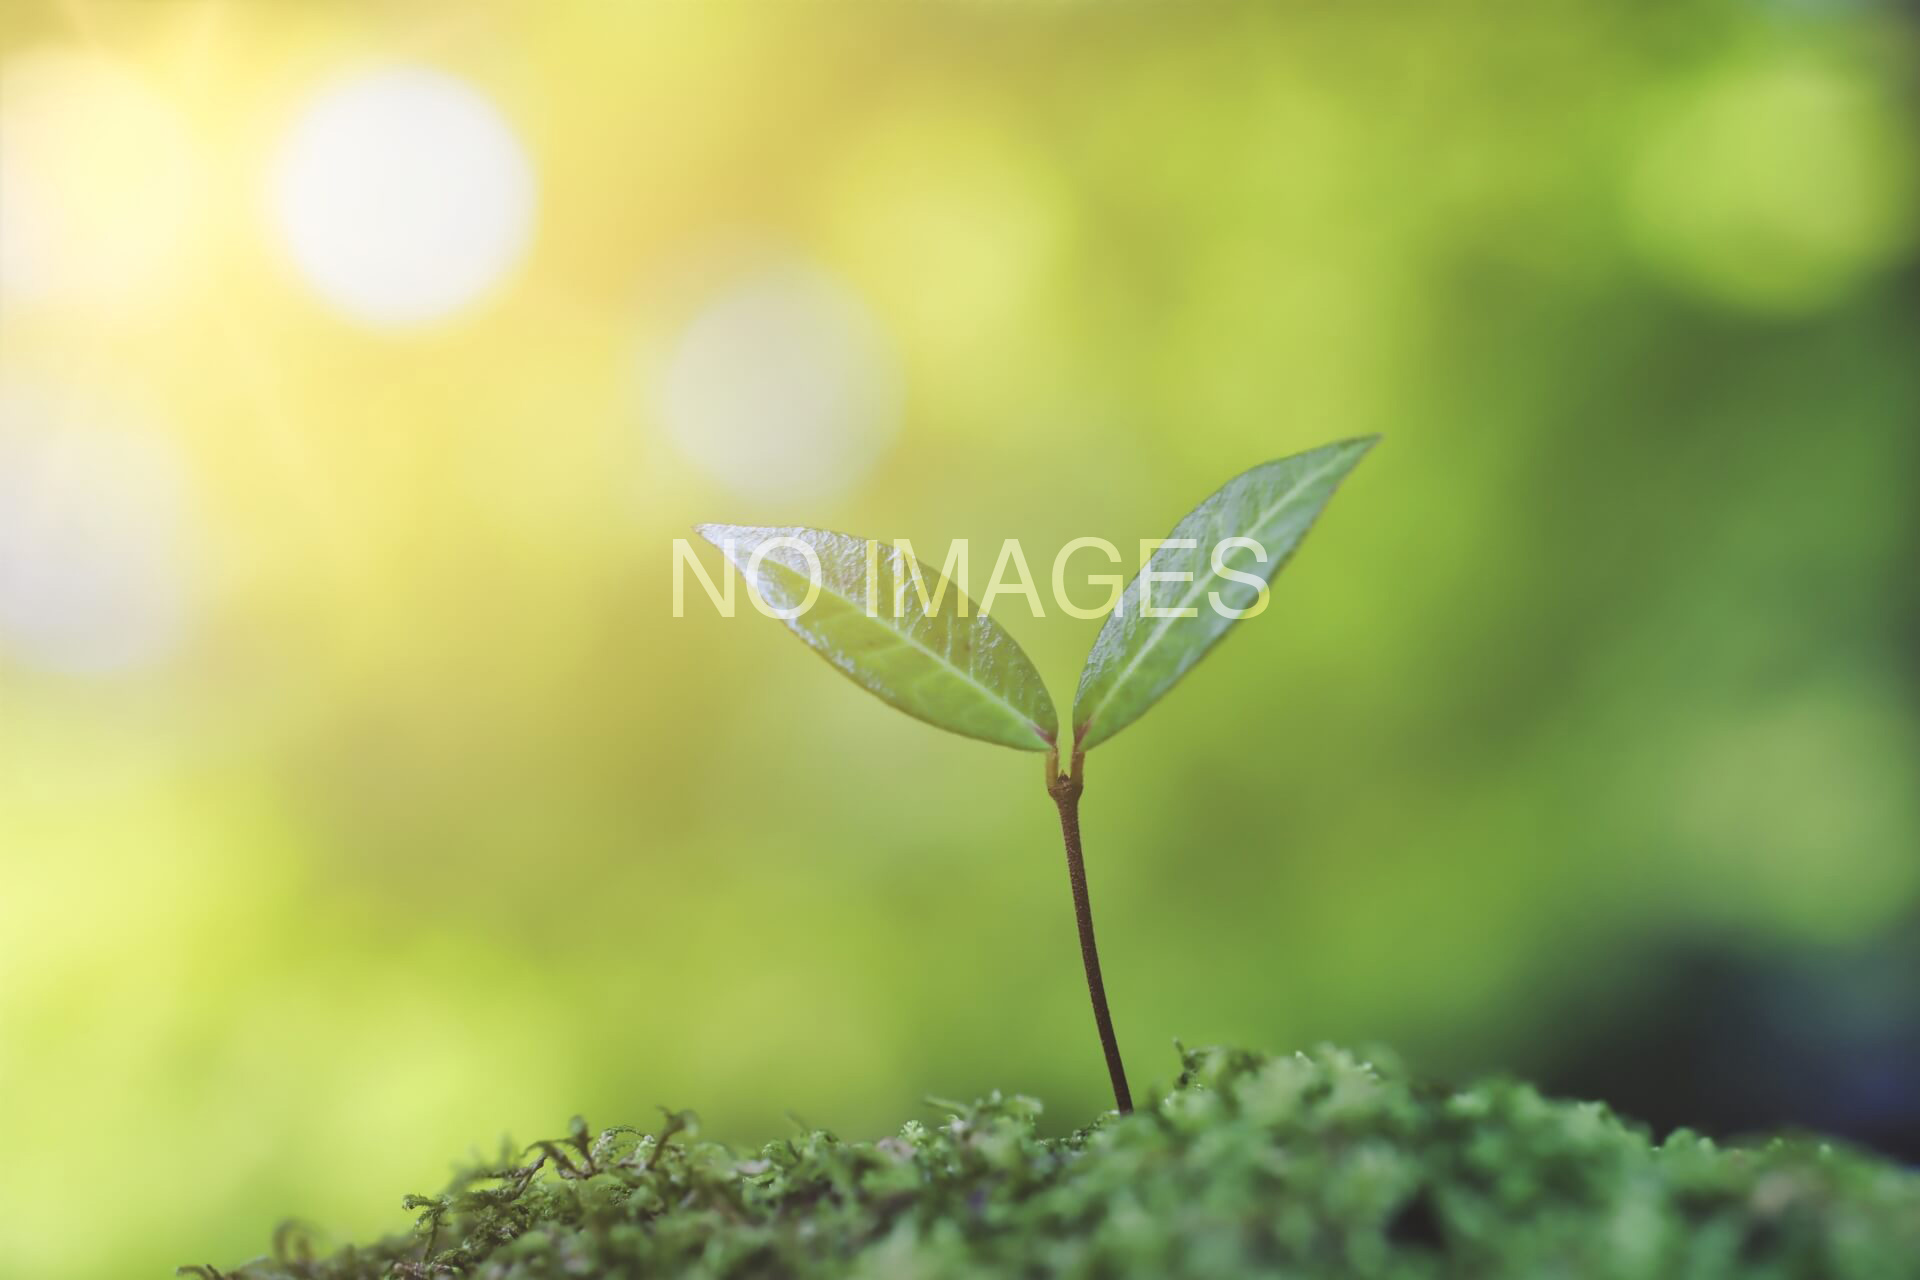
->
[1046,746,1133,1114]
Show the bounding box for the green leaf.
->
[695,524,1057,751]
[1071,437,1376,751]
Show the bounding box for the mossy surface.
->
[190,1045,1920,1279]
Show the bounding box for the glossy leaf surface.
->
[696,524,1057,751]
[1071,437,1376,750]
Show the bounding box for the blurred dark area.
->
[1530,926,1920,1162]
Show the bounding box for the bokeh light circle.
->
[0,385,192,675]
[658,261,903,503]
[1627,58,1916,313]
[269,65,536,329]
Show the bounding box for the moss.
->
[188,1045,1920,1279]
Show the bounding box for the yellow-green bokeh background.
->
[3,3,1917,1276]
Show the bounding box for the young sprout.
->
[697,437,1375,1113]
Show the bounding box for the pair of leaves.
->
[697,436,1374,756]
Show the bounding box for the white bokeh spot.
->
[269,65,536,329]
[0,385,192,675]
[658,262,902,503]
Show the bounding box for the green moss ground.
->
[188,1044,1920,1279]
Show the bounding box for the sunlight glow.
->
[0,49,198,307]
[269,66,536,329]
[657,261,902,503]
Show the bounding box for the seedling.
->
[696,437,1375,1113]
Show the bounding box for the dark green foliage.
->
[191,1045,1920,1279]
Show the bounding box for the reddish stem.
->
[1046,747,1133,1114]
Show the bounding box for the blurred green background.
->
[2,2,1917,1276]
